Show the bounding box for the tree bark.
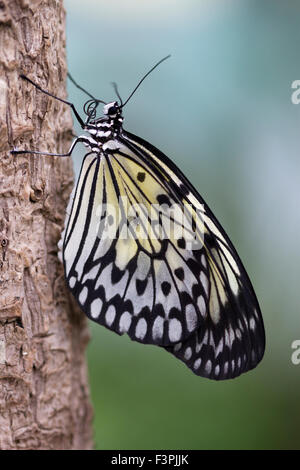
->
[0,0,94,449]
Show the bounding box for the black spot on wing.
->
[111,264,125,284]
[174,267,185,281]
[177,237,186,249]
[136,278,148,296]
[161,281,171,296]
[137,171,146,182]
[157,194,171,206]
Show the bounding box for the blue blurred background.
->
[64,0,300,449]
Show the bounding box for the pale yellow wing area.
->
[63,143,210,347]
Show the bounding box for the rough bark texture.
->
[0,0,94,450]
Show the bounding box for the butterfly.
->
[11,56,265,380]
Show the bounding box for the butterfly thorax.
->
[82,101,124,154]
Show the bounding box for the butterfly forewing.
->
[63,139,214,348]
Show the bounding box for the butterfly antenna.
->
[111,82,123,106]
[67,72,107,123]
[67,72,106,103]
[122,54,171,108]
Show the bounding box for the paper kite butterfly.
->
[11,56,265,380]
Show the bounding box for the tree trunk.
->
[0,0,94,450]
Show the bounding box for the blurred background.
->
[64,0,300,449]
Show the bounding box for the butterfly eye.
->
[108,106,118,115]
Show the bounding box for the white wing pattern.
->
[62,130,265,380]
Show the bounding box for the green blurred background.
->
[64,0,300,449]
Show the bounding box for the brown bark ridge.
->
[0,0,94,450]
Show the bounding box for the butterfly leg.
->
[10,136,85,158]
[19,74,85,128]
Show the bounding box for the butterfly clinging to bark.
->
[11,56,265,380]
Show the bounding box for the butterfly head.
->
[83,98,123,125]
[103,101,122,119]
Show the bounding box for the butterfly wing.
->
[62,130,265,379]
